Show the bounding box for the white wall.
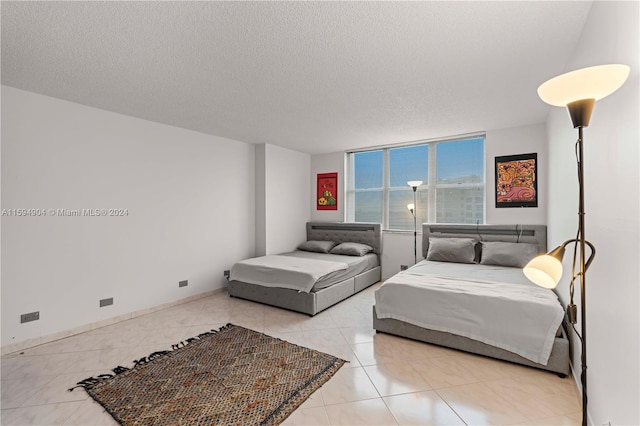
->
[258,143,310,255]
[546,2,639,424]
[1,86,256,348]
[312,123,547,279]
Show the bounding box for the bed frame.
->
[228,222,382,316]
[373,224,570,376]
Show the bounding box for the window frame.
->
[346,134,485,230]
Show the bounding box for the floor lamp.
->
[407,180,423,264]
[523,64,630,426]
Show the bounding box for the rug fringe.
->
[68,369,127,391]
[68,323,236,392]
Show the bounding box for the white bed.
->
[228,222,382,315]
[231,250,379,292]
[373,224,570,376]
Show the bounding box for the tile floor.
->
[1,283,581,425]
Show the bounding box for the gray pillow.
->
[480,242,538,268]
[297,240,336,254]
[329,242,374,256]
[426,237,477,264]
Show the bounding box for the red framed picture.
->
[317,172,338,210]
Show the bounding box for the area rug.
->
[69,323,345,425]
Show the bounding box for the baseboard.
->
[1,288,226,356]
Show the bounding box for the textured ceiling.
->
[1,1,592,155]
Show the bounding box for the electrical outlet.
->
[179,280,188,288]
[20,311,39,323]
[99,297,113,307]
[400,265,409,271]
[223,270,230,279]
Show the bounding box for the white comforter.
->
[375,263,564,364]
[230,255,348,293]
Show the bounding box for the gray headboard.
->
[422,224,547,258]
[307,222,382,254]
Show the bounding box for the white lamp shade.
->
[523,254,563,289]
[407,203,415,211]
[537,64,630,106]
[407,180,423,188]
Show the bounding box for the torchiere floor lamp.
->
[407,180,423,265]
[523,64,630,426]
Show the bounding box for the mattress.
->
[230,250,379,293]
[375,260,564,365]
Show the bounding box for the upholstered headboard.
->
[422,224,547,258]
[306,222,382,254]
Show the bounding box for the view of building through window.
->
[347,136,484,230]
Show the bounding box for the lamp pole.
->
[407,180,422,265]
[412,186,417,264]
[577,125,588,426]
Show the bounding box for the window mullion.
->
[427,143,437,223]
[382,148,390,229]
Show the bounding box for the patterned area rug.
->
[69,324,345,425]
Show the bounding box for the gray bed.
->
[373,224,570,376]
[228,222,382,315]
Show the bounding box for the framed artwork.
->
[317,172,338,210]
[495,153,538,208]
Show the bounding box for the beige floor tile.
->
[299,312,340,331]
[364,363,432,396]
[514,414,580,426]
[324,399,398,425]
[138,326,200,346]
[410,355,481,389]
[350,341,398,366]
[62,398,119,425]
[0,376,56,409]
[270,330,309,347]
[435,382,529,425]
[21,371,95,407]
[483,373,581,418]
[282,406,331,425]
[0,288,582,425]
[319,366,380,405]
[383,391,465,425]
[189,309,231,326]
[1,401,85,425]
[303,328,350,349]
[318,343,362,368]
[450,351,539,381]
[339,326,377,344]
[1,354,52,381]
[298,388,325,409]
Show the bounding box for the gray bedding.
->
[230,250,378,292]
[376,260,564,364]
[284,251,379,290]
[373,223,570,375]
[228,222,382,316]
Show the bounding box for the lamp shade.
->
[523,255,563,289]
[523,244,567,289]
[537,64,630,106]
[407,180,423,188]
[407,203,415,212]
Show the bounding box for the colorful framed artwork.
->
[495,153,538,208]
[317,172,338,210]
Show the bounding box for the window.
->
[347,136,484,230]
